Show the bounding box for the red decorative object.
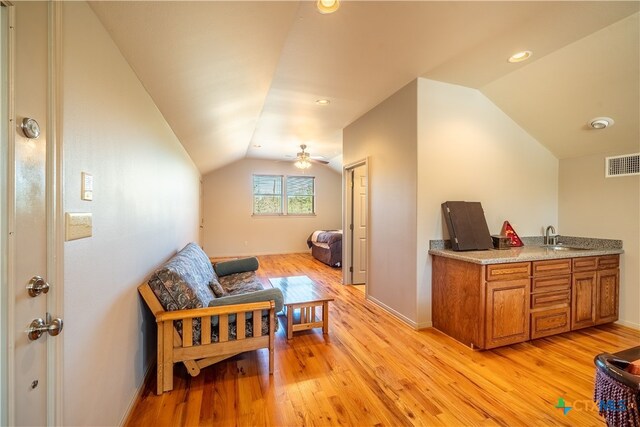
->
[501,221,523,247]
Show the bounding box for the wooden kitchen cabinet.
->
[432,253,620,349]
[485,279,530,348]
[530,259,571,339]
[432,257,531,350]
[571,271,597,330]
[595,268,619,324]
[571,255,619,330]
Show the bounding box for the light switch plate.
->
[65,213,92,241]
[81,172,93,201]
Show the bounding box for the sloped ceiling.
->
[90,1,640,174]
[481,13,639,159]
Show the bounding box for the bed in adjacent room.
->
[307,230,342,267]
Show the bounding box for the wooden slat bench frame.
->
[138,283,276,395]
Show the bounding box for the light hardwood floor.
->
[126,253,639,426]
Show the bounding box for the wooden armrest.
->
[155,300,275,322]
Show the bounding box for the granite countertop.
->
[428,236,623,265]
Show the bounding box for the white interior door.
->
[352,165,367,284]
[9,2,59,425]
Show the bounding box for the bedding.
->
[307,230,342,267]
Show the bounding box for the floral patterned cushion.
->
[219,271,265,295]
[147,243,276,344]
[209,314,272,343]
[210,280,228,297]
[148,242,216,311]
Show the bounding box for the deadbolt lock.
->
[27,276,49,297]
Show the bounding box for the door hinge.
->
[350,224,353,230]
[349,266,353,272]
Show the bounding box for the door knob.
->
[27,315,63,341]
[27,276,49,297]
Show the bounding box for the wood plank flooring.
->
[126,253,640,426]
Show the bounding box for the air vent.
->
[605,153,640,178]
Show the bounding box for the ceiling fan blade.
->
[309,158,329,165]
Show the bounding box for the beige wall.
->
[559,152,640,328]
[343,80,419,324]
[344,78,558,327]
[417,78,559,325]
[62,3,200,425]
[202,158,341,257]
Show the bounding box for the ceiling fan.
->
[288,144,329,169]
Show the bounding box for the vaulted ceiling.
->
[90,1,639,174]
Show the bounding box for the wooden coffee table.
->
[269,275,334,339]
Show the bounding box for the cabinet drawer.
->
[531,290,570,309]
[532,259,572,276]
[532,274,571,294]
[573,257,598,272]
[598,255,619,270]
[531,307,570,339]
[486,262,531,282]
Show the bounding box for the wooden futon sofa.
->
[139,243,283,394]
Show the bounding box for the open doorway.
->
[343,160,368,289]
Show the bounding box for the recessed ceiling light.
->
[316,99,330,105]
[508,50,532,63]
[589,117,615,129]
[317,0,340,14]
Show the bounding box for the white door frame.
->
[2,2,64,425]
[0,3,14,425]
[46,2,64,425]
[342,158,369,289]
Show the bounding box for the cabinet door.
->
[571,271,596,330]
[596,269,619,325]
[485,279,530,349]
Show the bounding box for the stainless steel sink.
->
[540,245,590,251]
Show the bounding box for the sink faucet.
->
[544,225,556,245]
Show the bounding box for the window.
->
[287,176,315,215]
[252,175,315,216]
[253,175,283,215]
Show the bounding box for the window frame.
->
[252,174,284,216]
[285,175,316,216]
[251,174,316,217]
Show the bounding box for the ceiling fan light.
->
[317,0,339,14]
[295,159,312,169]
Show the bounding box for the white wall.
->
[202,158,341,257]
[62,3,200,425]
[559,152,640,328]
[343,80,419,325]
[417,78,559,326]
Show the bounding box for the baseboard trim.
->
[366,295,422,329]
[120,360,155,426]
[614,320,640,330]
[208,250,311,259]
[415,321,433,330]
